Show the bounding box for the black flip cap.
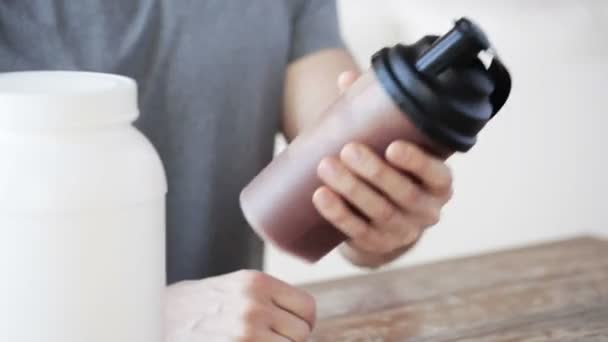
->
[416,18,490,76]
[371,17,512,152]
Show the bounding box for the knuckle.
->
[301,293,317,320]
[403,227,421,245]
[367,160,386,180]
[349,235,371,252]
[291,309,314,339]
[349,225,371,241]
[436,168,454,191]
[372,201,397,222]
[299,289,316,307]
[241,301,268,324]
[238,270,268,292]
[377,239,397,254]
[427,208,441,226]
[410,153,428,174]
[350,231,369,245]
[444,186,455,201]
[352,241,376,254]
[327,202,349,224]
[399,183,421,207]
[358,232,389,253]
[342,177,359,198]
[292,324,312,342]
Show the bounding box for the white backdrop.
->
[265,0,608,284]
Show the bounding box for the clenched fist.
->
[165,270,316,342]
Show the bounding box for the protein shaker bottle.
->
[240,18,512,262]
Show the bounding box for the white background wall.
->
[265,0,608,284]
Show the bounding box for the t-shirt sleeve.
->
[289,0,345,62]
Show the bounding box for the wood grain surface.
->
[303,236,608,341]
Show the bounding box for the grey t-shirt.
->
[0,1,344,283]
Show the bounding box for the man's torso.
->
[0,0,300,282]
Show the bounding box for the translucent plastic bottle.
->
[241,18,512,262]
[0,71,167,342]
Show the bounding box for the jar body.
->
[240,69,452,262]
[0,120,167,340]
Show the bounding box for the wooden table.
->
[304,236,608,341]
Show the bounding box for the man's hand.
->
[165,270,315,342]
[312,72,454,268]
[283,51,453,267]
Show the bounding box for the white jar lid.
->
[0,71,138,129]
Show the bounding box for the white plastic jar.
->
[0,71,167,342]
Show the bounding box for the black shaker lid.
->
[372,18,512,152]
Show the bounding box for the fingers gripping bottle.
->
[240,18,512,262]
